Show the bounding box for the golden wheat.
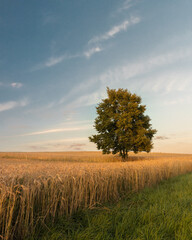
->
[0,151,183,162]
[0,152,192,239]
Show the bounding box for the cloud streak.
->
[32,48,102,70]
[65,91,105,109]
[32,16,140,71]
[32,54,81,70]
[61,47,192,108]
[89,17,140,44]
[116,0,140,14]
[44,56,65,67]
[118,0,134,12]
[0,99,28,112]
[137,71,192,93]
[21,126,92,136]
[84,47,103,58]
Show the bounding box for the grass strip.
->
[37,173,192,240]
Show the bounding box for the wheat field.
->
[1,152,192,240]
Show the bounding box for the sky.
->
[0,0,192,153]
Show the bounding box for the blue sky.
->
[0,0,192,153]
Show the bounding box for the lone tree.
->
[89,88,157,160]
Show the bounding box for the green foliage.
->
[89,88,157,159]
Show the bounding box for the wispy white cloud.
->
[11,82,23,88]
[84,47,103,58]
[44,56,65,67]
[32,15,140,70]
[138,71,192,93]
[89,17,140,44]
[32,54,81,71]
[32,48,103,70]
[93,48,192,89]
[0,101,18,112]
[59,76,99,104]
[21,125,92,136]
[61,47,192,108]
[44,54,81,67]
[117,0,134,13]
[64,91,104,109]
[0,99,28,112]
[32,16,141,71]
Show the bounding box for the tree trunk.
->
[121,150,128,162]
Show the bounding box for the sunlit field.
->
[1,152,192,240]
[0,151,191,162]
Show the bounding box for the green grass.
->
[35,173,192,240]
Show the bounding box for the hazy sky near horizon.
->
[0,0,192,153]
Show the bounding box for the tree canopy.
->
[89,88,157,160]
